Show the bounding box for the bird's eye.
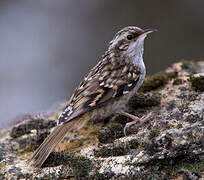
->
[127,35,133,40]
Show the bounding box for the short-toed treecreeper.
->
[30,26,156,167]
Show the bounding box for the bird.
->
[29,26,155,167]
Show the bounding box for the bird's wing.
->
[58,56,141,124]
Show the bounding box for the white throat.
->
[125,36,146,74]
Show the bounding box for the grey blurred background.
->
[0,0,204,127]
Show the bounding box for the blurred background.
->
[0,0,204,127]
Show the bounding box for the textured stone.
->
[0,61,204,179]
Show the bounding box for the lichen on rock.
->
[0,61,204,179]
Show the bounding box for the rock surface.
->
[0,61,204,180]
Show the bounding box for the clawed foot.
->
[119,111,154,136]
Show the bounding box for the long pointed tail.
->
[29,123,70,167]
[29,113,91,167]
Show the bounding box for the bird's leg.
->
[118,110,153,136]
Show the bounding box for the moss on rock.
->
[140,71,178,92]
[43,152,93,179]
[173,78,183,85]
[128,93,161,110]
[97,123,124,143]
[148,129,160,140]
[189,75,204,92]
[146,155,204,178]
[1,61,204,179]
[94,145,126,157]
[89,171,115,180]
[66,155,93,179]
[10,118,56,138]
[181,60,200,74]
[94,139,140,158]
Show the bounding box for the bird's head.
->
[109,26,155,61]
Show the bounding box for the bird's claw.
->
[123,111,154,136]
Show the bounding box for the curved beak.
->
[142,28,157,35]
[137,28,157,40]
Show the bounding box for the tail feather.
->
[31,125,63,159]
[34,128,66,166]
[29,124,69,167]
[29,115,90,167]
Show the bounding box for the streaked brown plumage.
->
[29,26,155,167]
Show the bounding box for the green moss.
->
[67,155,93,178]
[94,145,126,157]
[145,155,204,177]
[181,60,200,74]
[43,152,93,178]
[89,172,144,180]
[128,93,161,110]
[148,129,160,140]
[94,139,140,158]
[97,123,124,143]
[66,139,85,153]
[127,139,140,149]
[23,147,33,153]
[140,71,178,92]
[89,171,115,180]
[167,159,203,176]
[0,162,5,168]
[175,160,204,175]
[181,60,192,69]
[189,75,204,92]
[173,78,183,85]
[10,119,56,138]
[42,152,67,167]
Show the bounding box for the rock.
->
[10,115,57,138]
[0,61,204,179]
[189,74,204,92]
